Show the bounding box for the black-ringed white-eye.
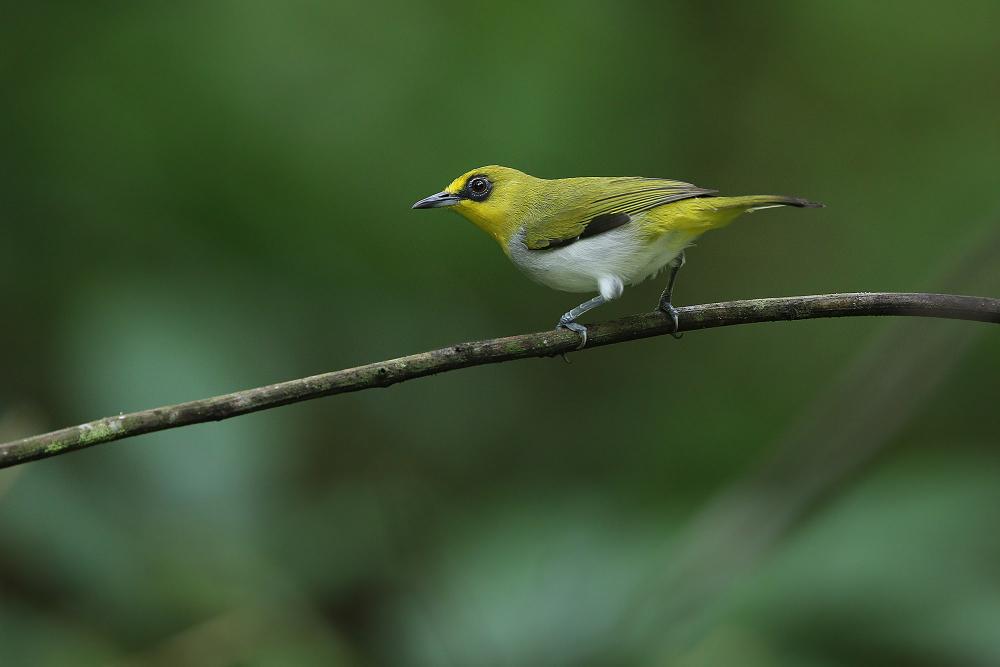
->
[466,175,492,201]
[412,164,822,349]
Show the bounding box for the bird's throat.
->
[456,208,520,254]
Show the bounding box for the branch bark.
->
[2,292,998,469]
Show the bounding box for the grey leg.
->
[556,295,607,349]
[657,251,685,339]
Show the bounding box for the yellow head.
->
[412,165,544,248]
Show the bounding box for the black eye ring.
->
[466,175,492,201]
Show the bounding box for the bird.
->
[412,165,822,348]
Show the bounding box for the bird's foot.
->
[556,320,588,350]
[658,300,683,339]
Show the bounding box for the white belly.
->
[508,221,697,296]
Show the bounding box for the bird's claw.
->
[658,301,683,339]
[556,320,588,350]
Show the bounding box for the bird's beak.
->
[412,191,461,209]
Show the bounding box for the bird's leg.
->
[556,295,607,350]
[657,251,686,339]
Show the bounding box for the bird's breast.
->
[507,219,697,294]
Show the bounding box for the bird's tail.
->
[718,195,825,212]
[653,194,823,234]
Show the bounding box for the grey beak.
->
[412,191,461,209]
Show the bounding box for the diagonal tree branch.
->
[2,292,998,469]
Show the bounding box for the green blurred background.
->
[3,1,999,665]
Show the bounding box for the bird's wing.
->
[522,177,717,250]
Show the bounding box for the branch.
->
[3,292,998,469]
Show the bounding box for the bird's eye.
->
[466,175,492,201]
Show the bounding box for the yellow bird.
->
[413,166,821,347]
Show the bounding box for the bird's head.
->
[412,165,541,247]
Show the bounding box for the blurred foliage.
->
[2,1,999,664]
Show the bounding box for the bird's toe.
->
[657,301,683,340]
[556,320,588,349]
